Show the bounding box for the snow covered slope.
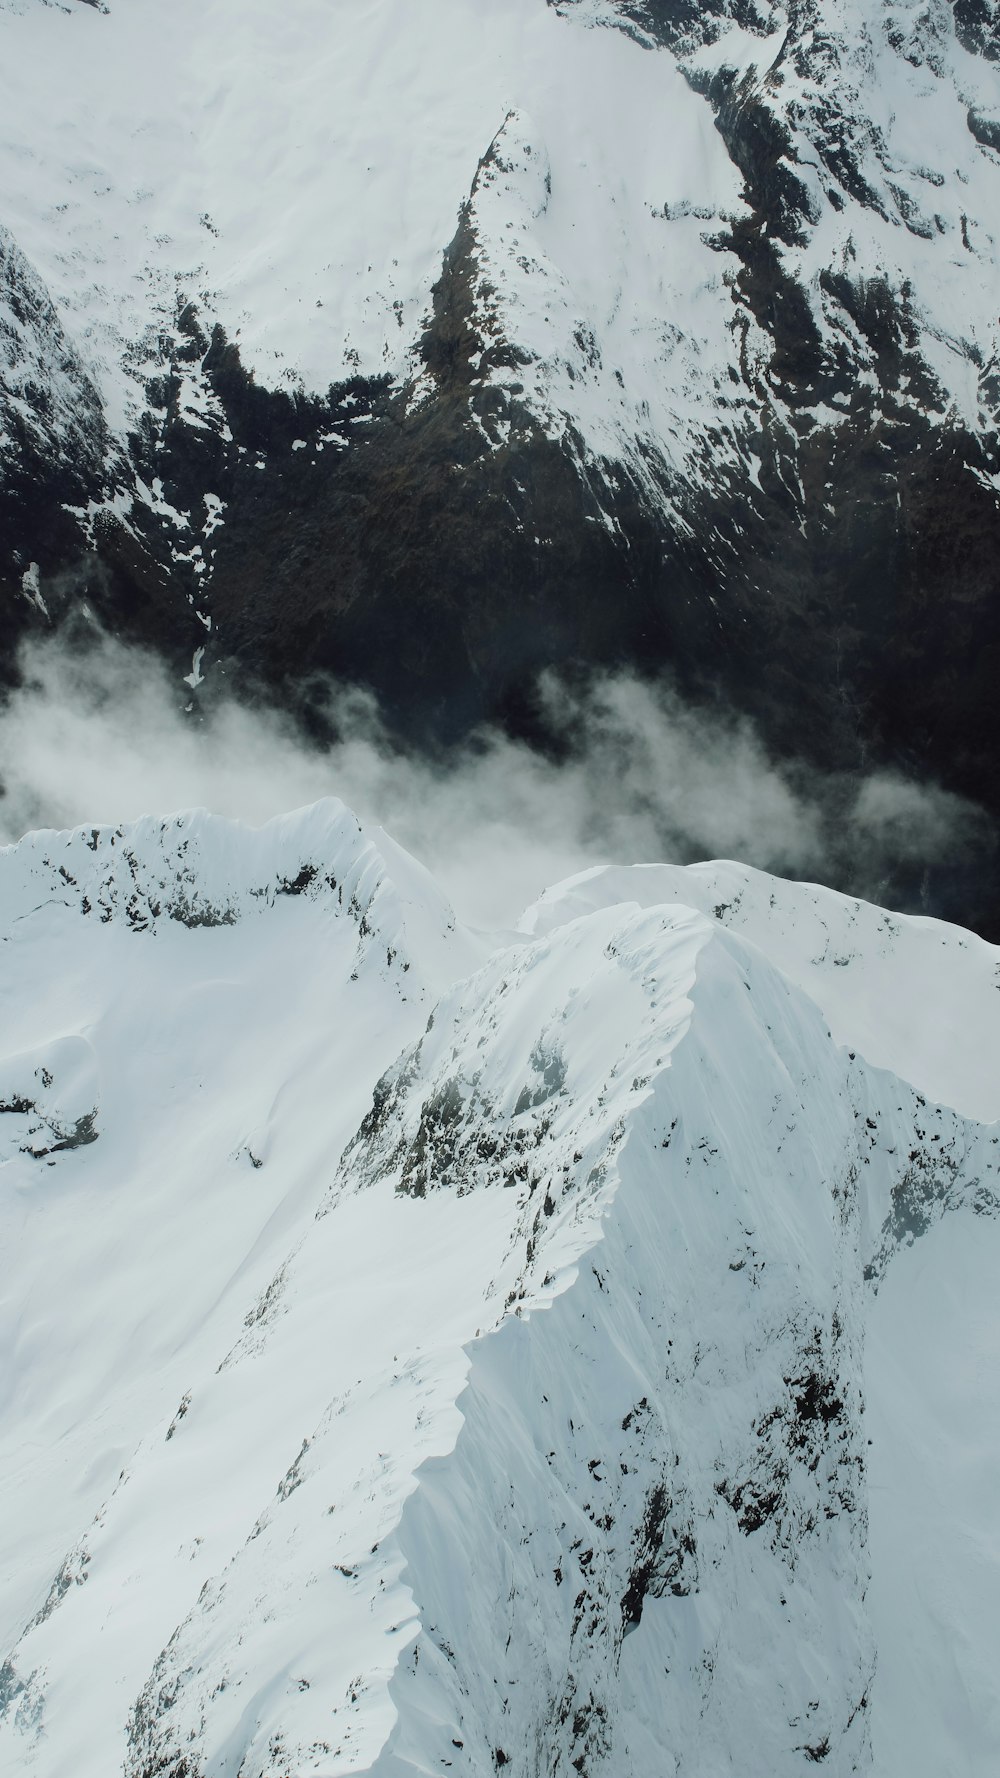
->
[2,0,999,931]
[1,0,996,469]
[2,800,999,1776]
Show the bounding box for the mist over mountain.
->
[0,625,991,930]
[1,0,998,924]
[3,7,1000,1777]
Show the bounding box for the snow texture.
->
[0,0,996,515]
[1,797,999,1776]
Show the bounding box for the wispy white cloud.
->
[0,629,988,929]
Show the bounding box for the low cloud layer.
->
[0,630,990,930]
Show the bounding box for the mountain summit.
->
[1,801,999,1776]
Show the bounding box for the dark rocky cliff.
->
[1,0,998,928]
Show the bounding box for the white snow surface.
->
[1,0,997,501]
[521,857,1000,1122]
[2,0,744,447]
[1,797,999,1777]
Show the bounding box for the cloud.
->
[0,627,990,931]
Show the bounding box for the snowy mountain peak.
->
[0,798,470,983]
[1,0,999,937]
[2,801,999,1776]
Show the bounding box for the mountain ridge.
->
[1,0,998,936]
[1,800,999,1775]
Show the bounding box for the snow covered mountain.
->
[1,0,999,931]
[2,798,999,1777]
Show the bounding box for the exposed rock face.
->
[0,0,998,921]
[0,224,110,671]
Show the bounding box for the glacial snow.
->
[1,0,996,498]
[1,798,998,1776]
[0,0,744,448]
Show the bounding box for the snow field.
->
[3,0,994,509]
[0,799,998,1774]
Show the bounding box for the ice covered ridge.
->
[1,799,999,1778]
